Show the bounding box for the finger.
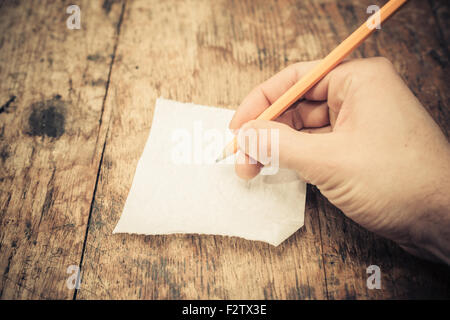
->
[329,108,338,128]
[300,126,332,134]
[229,60,321,131]
[305,59,352,101]
[276,100,330,130]
[235,152,262,180]
[305,59,355,116]
[234,123,332,181]
[237,120,333,173]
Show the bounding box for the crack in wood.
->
[73,0,127,300]
[0,95,16,114]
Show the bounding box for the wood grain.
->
[1,0,449,300]
[0,0,124,299]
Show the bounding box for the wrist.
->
[408,154,450,264]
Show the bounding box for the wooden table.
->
[0,0,449,300]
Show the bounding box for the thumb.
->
[237,119,334,182]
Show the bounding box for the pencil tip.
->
[215,152,227,163]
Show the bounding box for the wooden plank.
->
[0,0,124,299]
[312,0,450,299]
[76,0,329,299]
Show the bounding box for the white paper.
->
[113,98,306,246]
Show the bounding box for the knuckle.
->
[344,57,396,86]
[372,56,393,65]
[370,56,394,71]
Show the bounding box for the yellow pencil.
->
[216,0,408,162]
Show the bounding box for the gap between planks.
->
[73,0,127,300]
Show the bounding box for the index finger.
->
[229,60,320,130]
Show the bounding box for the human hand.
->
[229,57,450,263]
